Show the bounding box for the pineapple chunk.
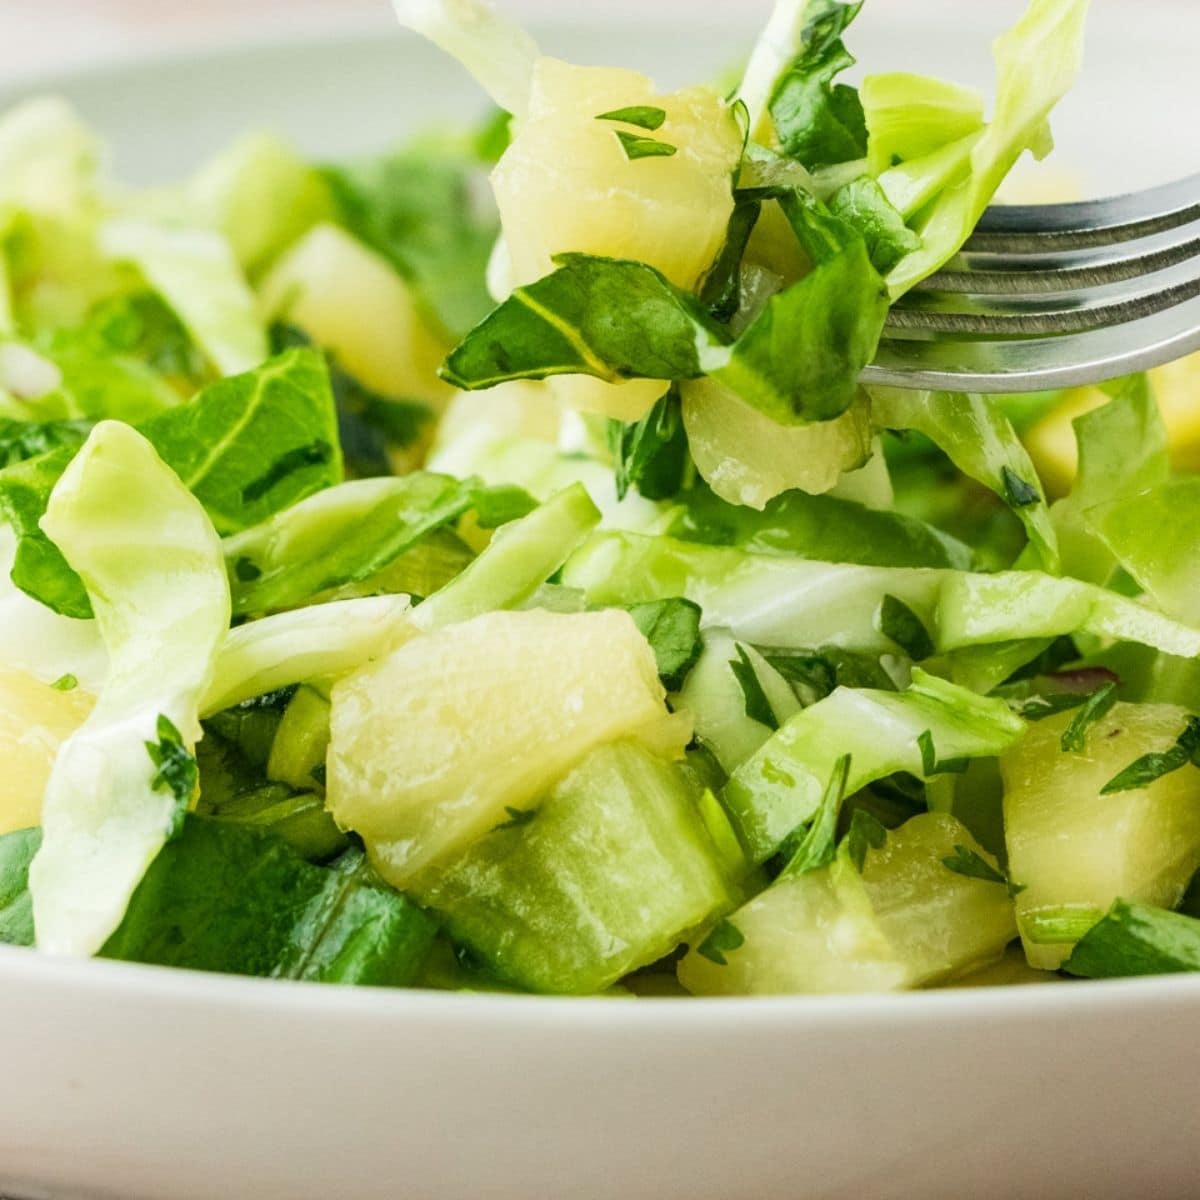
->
[259,223,451,407]
[1003,702,1200,969]
[681,378,873,509]
[327,608,690,886]
[492,58,743,421]
[0,669,93,835]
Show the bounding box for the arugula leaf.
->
[270,322,433,478]
[609,388,689,501]
[223,473,476,615]
[0,448,89,617]
[1101,716,1200,795]
[323,144,498,338]
[828,177,920,274]
[625,597,703,691]
[767,0,867,169]
[0,417,90,469]
[695,918,745,966]
[730,643,780,730]
[141,346,342,535]
[614,131,677,160]
[1059,682,1118,753]
[779,753,853,879]
[595,106,667,130]
[941,844,1009,888]
[844,807,887,872]
[1062,898,1200,979]
[145,714,198,838]
[876,593,935,660]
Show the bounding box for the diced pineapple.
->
[327,608,691,886]
[0,669,93,835]
[1003,702,1200,969]
[258,223,451,407]
[492,58,743,421]
[679,811,1014,996]
[860,811,1017,986]
[681,378,873,509]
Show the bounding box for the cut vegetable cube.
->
[328,608,690,885]
[1002,702,1200,968]
[416,739,736,993]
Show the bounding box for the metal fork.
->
[862,172,1200,393]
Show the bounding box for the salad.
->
[3,0,1200,999]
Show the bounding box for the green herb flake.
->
[780,753,852,879]
[609,388,689,502]
[1001,465,1041,508]
[626,598,703,691]
[916,729,968,778]
[471,483,540,529]
[844,808,887,872]
[1101,716,1200,794]
[1059,682,1118,753]
[696,918,745,966]
[144,715,198,837]
[595,105,667,131]
[876,593,934,660]
[729,644,779,730]
[614,130,678,160]
[50,674,79,692]
[941,844,1009,888]
[492,806,538,832]
[234,557,262,583]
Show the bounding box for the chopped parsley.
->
[1059,682,1118,753]
[917,729,969,777]
[50,674,78,692]
[144,715,198,838]
[941,844,1024,895]
[1101,716,1200,794]
[779,754,852,879]
[844,808,887,872]
[492,806,538,832]
[729,644,779,729]
[614,130,678,160]
[696,918,745,966]
[1001,465,1041,508]
[595,105,667,131]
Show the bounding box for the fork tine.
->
[965,171,1200,252]
[864,292,1200,393]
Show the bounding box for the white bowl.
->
[2,6,1200,1199]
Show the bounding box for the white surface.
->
[1,6,1200,1200]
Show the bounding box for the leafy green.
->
[1062,899,1200,979]
[698,194,763,322]
[843,808,888,872]
[50,673,78,692]
[609,388,689,501]
[779,753,852,879]
[917,730,969,777]
[625,598,703,691]
[886,0,1089,295]
[29,422,230,957]
[876,593,935,660]
[0,417,89,469]
[223,473,474,615]
[0,827,40,947]
[595,106,667,131]
[144,714,198,838]
[941,844,1008,888]
[141,346,342,535]
[323,144,498,338]
[871,387,1058,571]
[861,71,985,175]
[767,0,867,169]
[1101,717,1200,795]
[1059,682,1118,753]
[730,643,781,730]
[669,482,971,570]
[827,177,920,274]
[614,131,677,160]
[80,290,209,387]
[695,918,745,966]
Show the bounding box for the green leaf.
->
[471,483,539,529]
[861,71,985,176]
[1062,898,1200,979]
[0,417,90,469]
[609,387,689,502]
[876,593,935,660]
[595,106,667,131]
[844,808,887,872]
[50,673,78,692]
[730,643,780,730]
[614,131,678,160]
[625,597,703,691]
[779,753,852,879]
[144,714,199,838]
[441,253,725,391]
[767,0,867,169]
[1001,465,1041,507]
[0,828,41,948]
[80,290,209,387]
[828,177,920,274]
[696,918,745,966]
[941,843,1008,887]
[1059,682,1118,753]
[323,144,498,338]
[223,472,476,615]
[270,322,432,478]
[140,346,342,535]
[1101,716,1200,795]
[698,194,763,323]
[492,806,538,832]
[916,729,969,777]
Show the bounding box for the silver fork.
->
[863,172,1200,393]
